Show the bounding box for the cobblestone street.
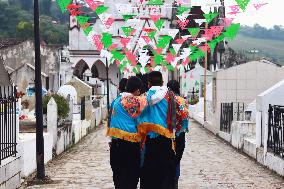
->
[22,120,284,189]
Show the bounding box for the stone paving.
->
[22,120,284,189]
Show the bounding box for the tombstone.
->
[47,97,58,148]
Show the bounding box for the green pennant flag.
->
[188,28,200,38]
[189,46,197,52]
[235,0,251,11]
[144,67,150,73]
[111,49,125,62]
[83,26,93,35]
[154,19,165,31]
[96,5,108,15]
[147,0,164,5]
[195,80,199,87]
[154,54,164,65]
[203,13,218,23]
[216,34,225,43]
[101,32,113,48]
[148,30,157,40]
[177,6,191,15]
[76,15,90,26]
[122,14,136,21]
[122,26,134,37]
[208,40,217,53]
[224,23,240,39]
[196,48,205,58]
[166,64,174,71]
[56,0,72,13]
[156,35,172,49]
[169,48,176,56]
[119,61,128,72]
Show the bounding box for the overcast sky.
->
[191,0,283,28]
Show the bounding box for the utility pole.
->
[105,58,110,124]
[203,23,208,122]
[34,0,45,179]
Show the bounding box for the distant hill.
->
[228,33,284,65]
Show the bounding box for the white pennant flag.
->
[177,14,188,22]
[166,29,179,39]
[195,19,205,26]
[172,44,182,54]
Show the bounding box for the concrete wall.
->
[18,132,53,177]
[207,60,284,135]
[0,157,21,189]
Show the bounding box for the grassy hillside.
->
[228,34,284,65]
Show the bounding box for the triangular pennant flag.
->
[120,37,131,48]
[181,35,190,40]
[56,0,72,13]
[199,45,208,53]
[154,19,165,31]
[85,0,102,11]
[224,23,240,39]
[101,32,113,49]
[150,14,162,22]
[156,35,172,49]
[177,20,189,30]
[203,13,218,23]
[177,6,191,15]
[166,29,179,39]
[224,18,234,27]
[122,14,136,21]
[172,44,182,53]
[175,38,185,44]
[122,26,135,37]
[142,36,151,44]
[104,18,115,29]
[96,5,108,15]
[92,34,103,51]
[148,30,157,40]
[194,19,205,26]
[188,28,200,38]
[210,26,224,37]
[235,0,251,11]
[166,52,175,63]
[176,14,188,22]
[76,15,90,26]
[126,51,137,66]
[147,0,164,5]
[182,57,190,66]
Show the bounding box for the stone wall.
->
[0,40,61,92]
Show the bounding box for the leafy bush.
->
[43,94,70,120]
[189,98,199,105]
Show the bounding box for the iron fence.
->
[0,86,18,164]
[220,102,245,133]
[267,104,284,159]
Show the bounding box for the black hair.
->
[125,76,143,93]
[119,78,128,92]
[167,80,180,95]
[148,71,163,86]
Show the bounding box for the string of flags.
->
[56,0,268,74]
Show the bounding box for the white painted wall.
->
[18,132,53,177]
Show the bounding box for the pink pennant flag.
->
[177,20,189,30]
[109,44,118,51]
[224,18,234,27]
[254,3,268,10]
[104,18,115,29]
[126,51,137,66]
[150,15,161,22]
[182,57,190,66]
[142,36,151,44]
[120,37,131,48]
[116,60,121,65]
[199,45,208,53]
[202,29,214,41]
[210,26,224,37]
[166,52,175,63]
[92,35,103,51]
[228,5,241,16]
[130,29,137,36]
[85,0,102,11]
[176,0,187,5]
[176,38,185,44]
[155,48,163,54]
